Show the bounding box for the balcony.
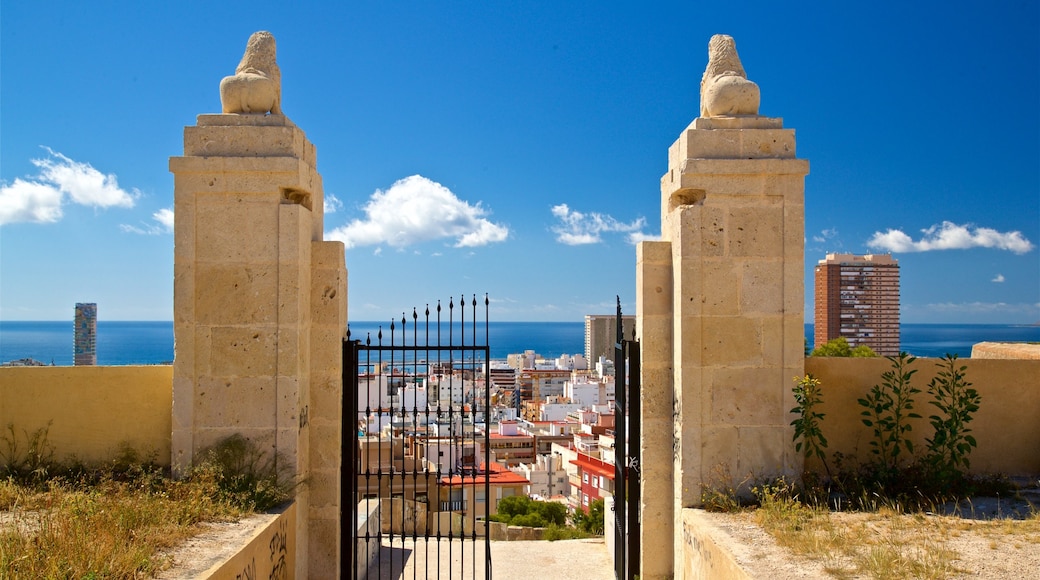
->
[440,500,467,512]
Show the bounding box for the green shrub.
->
[542,523,594,541]
[790,374,830,478]
[571,498,605,534]
[811,337,878,357]
[925,354,981,485]
[859,353,921,472]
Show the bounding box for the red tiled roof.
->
[439,462,529,486]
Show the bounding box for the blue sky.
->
[1,1,1037,324]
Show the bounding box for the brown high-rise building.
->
[814,253,900,356]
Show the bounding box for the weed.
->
[700,464,743,512]
[190,434,294,512]
[858,353,921,473]
[0,422,56,484]
[925,354,981,485]
[791,374,830,479]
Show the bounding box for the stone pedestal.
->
[170,113,346,579]
[637,115,808,579]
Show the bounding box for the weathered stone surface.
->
[643,35,808,578]
[219,31,282,115]
[700,35,760,118]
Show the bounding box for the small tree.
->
[925,354,981,483]
[491,496,568,527]
[811,337,878,357]
[571,498,605,535]
[495,495,533,520]
[790,374,830,478]
[858,353,920,471]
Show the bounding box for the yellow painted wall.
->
[805,357,1040,476]
[0,366,172,466]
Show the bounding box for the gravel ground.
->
[700,493,1040,580]
[155,491,1039,579]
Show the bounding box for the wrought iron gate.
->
[613,298,641,580]
[342,295,492,579]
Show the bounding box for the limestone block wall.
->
[640,114,808,579]
[171,112,345,579]
[171,114,323,468]
[970,342,1040,360]
[635,240,674,580]
[307,240,347,578]
[658,116,808,507]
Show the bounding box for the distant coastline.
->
[2,321,1039,366]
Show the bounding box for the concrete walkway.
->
[366,537,615,579]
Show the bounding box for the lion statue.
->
[219,31,282,115]
[700,34,759,118]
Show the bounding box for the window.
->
[583,473,589,483]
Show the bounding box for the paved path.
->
[365,537,614,579]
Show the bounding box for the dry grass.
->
[0,470,249,579]
[0,429,293,578]
[751,483,1040,579]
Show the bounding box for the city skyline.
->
[1,1,1037,324]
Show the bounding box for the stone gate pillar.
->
[637,34,808,578]
[170,32,346,579]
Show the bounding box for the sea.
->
[1,321,1038,366]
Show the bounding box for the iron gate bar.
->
[613,297,641,580]
[342,295,491,579]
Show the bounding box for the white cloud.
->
[922,301,1039,315]
[325,194,343,213]
[0,178,64,224]
[550,203,648,245]
[121,207,174,235]
[627,231,660,244]
[154,208,174,231]
[812,228,838,244]
[326,175,508,249]
[0,147,138,225]
[991,274,1005,283]
[867,221,1034,254]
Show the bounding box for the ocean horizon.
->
[1,320,1037,366]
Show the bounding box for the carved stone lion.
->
[219,31,282,115]
[700,34,760,118]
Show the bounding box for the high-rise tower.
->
[814,253,900,356]
[584,314,635,364]
[74,303,97,366]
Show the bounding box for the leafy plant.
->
[858,353,921,471]
[925,354,981,483]
[790,374,830,478]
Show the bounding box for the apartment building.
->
[814,253,901,356]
